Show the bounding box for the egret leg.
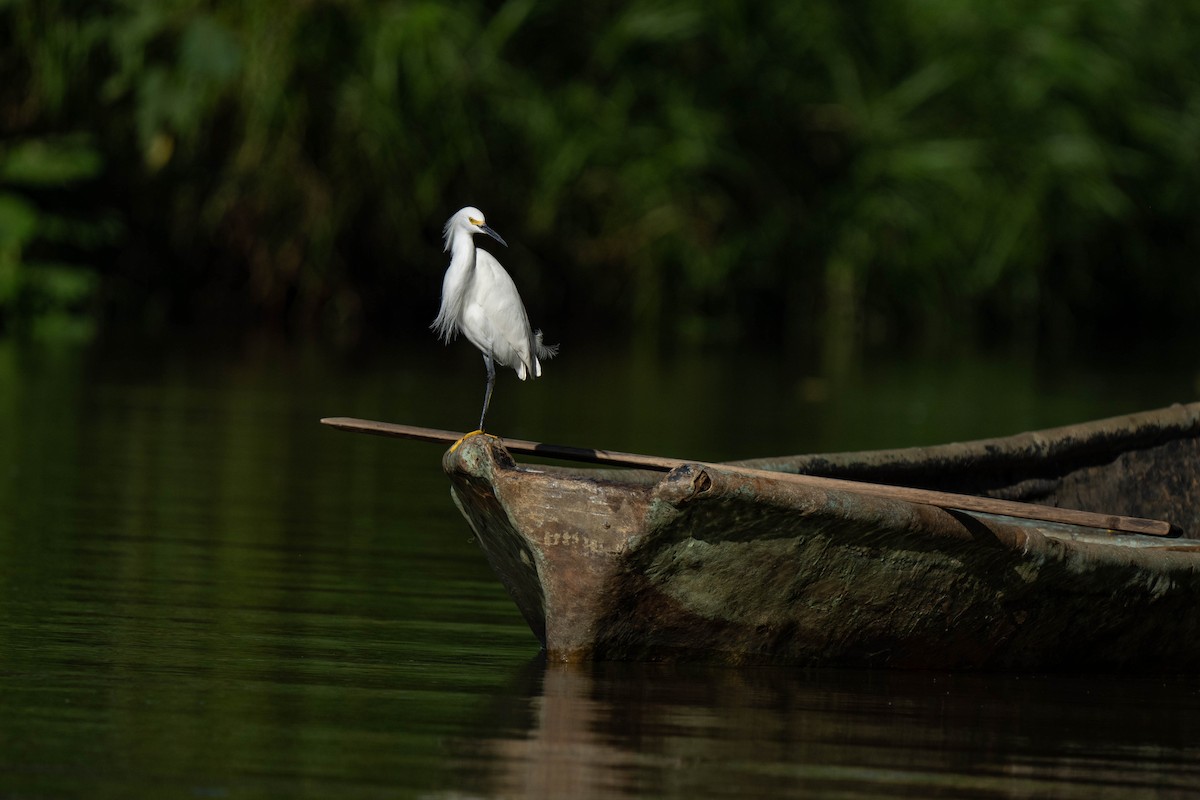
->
[479,354,496,432]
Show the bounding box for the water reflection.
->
[2,337,1200,798]
[456,659,1200,799]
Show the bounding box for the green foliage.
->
[3,0,1200,350]
[0,134,109,337]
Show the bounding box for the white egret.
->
[432,206,557,433]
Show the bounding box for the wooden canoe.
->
[441,403,1200,670]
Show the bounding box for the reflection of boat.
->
[448,659,1200,797]
[443,404,1200,669]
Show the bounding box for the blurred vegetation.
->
[3,0,1200,354]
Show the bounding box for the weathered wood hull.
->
[443,404,1200,670]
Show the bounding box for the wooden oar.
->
[320,417,1175,537]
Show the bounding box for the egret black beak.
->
[479,224,508,248]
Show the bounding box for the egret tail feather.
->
[534,330,559,360]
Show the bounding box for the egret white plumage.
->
[432,206,557,432]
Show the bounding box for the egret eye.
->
[468,217,483,226]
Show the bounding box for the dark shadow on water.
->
[448,657,1200,799]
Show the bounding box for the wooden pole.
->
[320,417,1175,537]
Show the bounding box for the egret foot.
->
[449,429,486,453]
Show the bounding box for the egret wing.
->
[464,250,541,378]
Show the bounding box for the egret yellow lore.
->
[432,206,557,434]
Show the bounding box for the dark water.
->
[2,337,1199,798]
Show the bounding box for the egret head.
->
[443,206,508,252]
